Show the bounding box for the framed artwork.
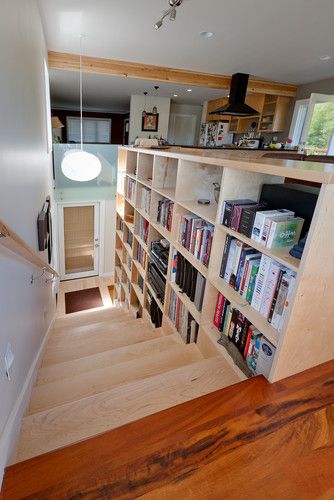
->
[142,113,159,132]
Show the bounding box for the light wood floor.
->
[56,276,115,317]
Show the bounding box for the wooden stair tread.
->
[48,317,146,345]
[53,306,128,329]
[28,344,203,414]
[36,334,183,386]
[42,323,163,366]
[16,356,242,462]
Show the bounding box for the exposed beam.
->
[48,51,297,97]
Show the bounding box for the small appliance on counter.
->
[238,138,263,149]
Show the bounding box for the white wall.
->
[129,94,171,143]
[0,0,55,483]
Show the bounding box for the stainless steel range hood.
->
[210,73,259,117]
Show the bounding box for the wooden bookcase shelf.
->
[115,146,334,384]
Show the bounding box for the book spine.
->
[279,274,296,332]
[222,202,233,227]
[268,269,285,323]
[251,213,265,242]
[251,255,272,311]
[259,261,282,319]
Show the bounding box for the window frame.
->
[66,116,112,144]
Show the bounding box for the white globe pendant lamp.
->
[61,36,101,182]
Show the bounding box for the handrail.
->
[0,219,59,278]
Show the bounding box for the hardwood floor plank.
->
[3,360,334,500]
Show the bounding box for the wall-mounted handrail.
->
[0,219,59,278]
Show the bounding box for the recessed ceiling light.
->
[320,55,331,61]
[173,94,178,97]
[200,31,214,38]
[187,89,192,92]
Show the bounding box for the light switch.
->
[4,343,14,380]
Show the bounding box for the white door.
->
[168,114,197,145]
[58,202,101,280]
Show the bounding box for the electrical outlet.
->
[4,343,14,380]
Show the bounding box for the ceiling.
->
[50,70,227,112]
[39,0,334,85]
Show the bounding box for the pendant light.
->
[61,35,102,182]
[142,92,148,117]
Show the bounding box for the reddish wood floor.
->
[2,359,334,499]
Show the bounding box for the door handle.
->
[95,243,100,248]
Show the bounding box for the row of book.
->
[126,230,133,249]
[214,293,276,377]
[140,186,151,215]
[136,243,147,270]
[137,216,149,245]
[171,250,206,312]
[220,235,296,331]
[179,214,214,267]
[157,198,174,232]
[221,199,304,250]
[168,289,199,344]
[126,178,136,203]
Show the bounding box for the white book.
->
[271,272,295,329]
[278,272,297,332]
[251,209,294,243]
[255,337,276,377]
[251,254,272,311]
[259,260,285,319]
[260,214,295,246]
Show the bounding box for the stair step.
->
[42,322,163,367]
[48,318,146,346]
[28,344,203,414]
[16,356,242,462]
[53,306,128,330]
[36,334,183,386]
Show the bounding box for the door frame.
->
[57,201,105,281]
[300,93,334,151]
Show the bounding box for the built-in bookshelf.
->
[115,146,334,384]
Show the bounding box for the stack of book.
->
[157,198,174,232]
[140,186,151,215]
[126,178,136,203]
[171,250,206,312]
[168,289,199,344]
[221,199,304,250]
[138,216,149,244]
[220,235,297,331]
[136,243,147,269]
[179,213,214,267]
[214,293,276,377]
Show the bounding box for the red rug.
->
[65,287,103,314]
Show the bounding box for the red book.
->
[213,293,225,328]
[243,324,256,359]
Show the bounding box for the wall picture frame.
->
[142,113,159,132]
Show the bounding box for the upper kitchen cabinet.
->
[206,97,230,122]
[206,93,291,133]
[258,95,290,132]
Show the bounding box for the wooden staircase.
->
[15,305,243,463]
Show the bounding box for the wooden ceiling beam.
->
[48,51,297,97]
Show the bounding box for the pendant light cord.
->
[79,35,83,151]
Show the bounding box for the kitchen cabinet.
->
[206,97,230,122]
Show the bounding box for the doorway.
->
[168,114,197,145]
[58,202,103,280]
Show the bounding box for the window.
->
[289,93,334,155]
[67,117,111,144]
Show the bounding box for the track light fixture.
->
[154,0,183,30]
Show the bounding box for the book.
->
[259,260,285,320]
[251,255,272,311]
[234,247,258,292]
[228,240,244,288]
[218,298,230,332]
[230,203,257,232]
[222,305,233,337]
[213,293,224,328]
[232,312,246,346]
[278,272,297,332]
[245,329,262,372]
[255,337,276,377]
[238,203,268,238]
[240,253,261,297]
[223,238,237,283]
[221,199,255,227]
[266,217,304,249]
[245,259,261,303]
[271,271,296,330]
[194,272,206,311]
[219,235,233,279]
[238,318,251,354]
[228,308,238,340]
[251,209,295,243]
[267,269,286,323]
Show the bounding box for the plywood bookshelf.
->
[115,146,334,383]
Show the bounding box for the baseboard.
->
[0,316,55,487]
